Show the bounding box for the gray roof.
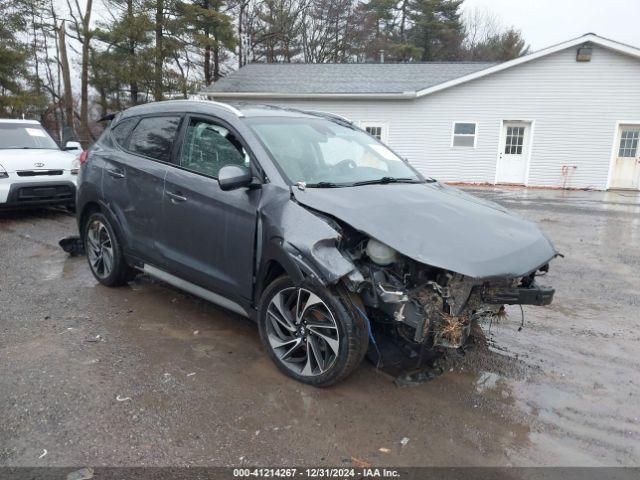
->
[204,62,495,95]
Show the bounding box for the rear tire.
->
[84,212,135,286]
[258,276,368,387]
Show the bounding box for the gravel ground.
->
[0,187,639,467]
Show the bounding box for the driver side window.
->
[180,119,249,178]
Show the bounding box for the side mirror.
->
[64,141,82,151]
[218,164,253,191]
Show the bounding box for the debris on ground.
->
[350,456,371,468]
[66,467,94,480]
[85,334,103,343]
[38,449,47,459]
[400,437,410,446]
[116,395,131,402]
[59,236,85,256]
[186,372,196,377]
[378,447,391,454]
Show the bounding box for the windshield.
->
[0,123,59,150]
[247,117,422,186]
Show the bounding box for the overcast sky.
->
[462,0,640,50]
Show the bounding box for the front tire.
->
[258,276,368,387]
[84,212,135,286]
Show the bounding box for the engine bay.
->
[337,222,554,358]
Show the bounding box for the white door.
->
[496,121,531,184]
[610,125,640,190]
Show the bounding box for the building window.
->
[619,129,639,157]
[360,122,388,143]
[452,122,477,148]
[505,126,525,154]
[365,126,383,140]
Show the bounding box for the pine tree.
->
[180,0,236,84]
[0,0,46,116]
[94,0,155,105]
[407,0,464,61]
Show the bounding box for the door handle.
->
[166,191,187,203]
[106,168,125,179]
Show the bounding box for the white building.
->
[203,34,640,190]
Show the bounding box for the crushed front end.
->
[339,230,555,375]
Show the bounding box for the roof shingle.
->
[204,62,495,95]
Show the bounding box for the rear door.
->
[104,114,182,266]
[158,115,259,302]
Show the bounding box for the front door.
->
[159,116,259,302]
[610,125,640,190]
[496,121,531,184]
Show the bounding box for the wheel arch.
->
[78,201,101,239]
[79,200,130,254]
[254,240,329,307]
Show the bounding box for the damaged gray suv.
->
[77,100,557,386]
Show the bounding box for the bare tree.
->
[461,7,528,61]
[462,7,499,57]
[66,0,94,145]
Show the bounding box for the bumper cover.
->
[1,180,76,207]
[482,282,555,306]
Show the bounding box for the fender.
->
[254,196,363,306]
[254,238,329,305]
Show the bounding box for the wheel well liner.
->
[79,202,101,239]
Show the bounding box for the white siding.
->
[221,45,640,189]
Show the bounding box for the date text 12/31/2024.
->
[233,468,401,478]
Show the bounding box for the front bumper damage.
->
[482,282,555,306]
[351,253,555,352]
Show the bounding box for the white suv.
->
[0,119,81,208]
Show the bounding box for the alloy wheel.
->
[86,219,114,279]
[266,287,340,377]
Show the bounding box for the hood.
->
[292,182,557,279]
[0,149,78,173]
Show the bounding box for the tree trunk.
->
[127,0,138,104]
[213,44,220,82]
[238,1,244,68]
[58,21,74,136]
[30,10,41,97]
[80,0,93,147]
[98,86,108,117]
[154,0,164,101]
[400,0,407,43]
[203,0,211,85]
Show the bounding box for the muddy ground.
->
[0,187,639,467]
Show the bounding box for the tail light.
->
[79,150,90,165]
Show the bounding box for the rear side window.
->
[128,116,181,162]
[111,117,138,147]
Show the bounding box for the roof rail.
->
[299,109,352,124]
[208,100,245,117]
[184,97,244,117]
